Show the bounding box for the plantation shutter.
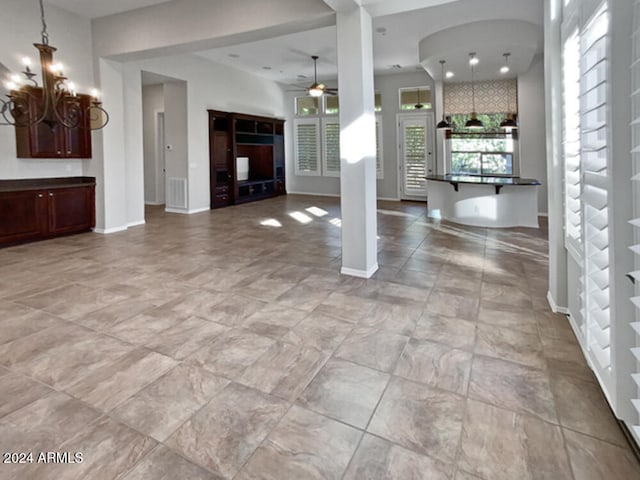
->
[581,2,612,390]
[294,118,320,176]
[322,119,340,177]
[629,0,640,436]
[403,121,427,196]
[563,30,582,259]
[376,114,383,178]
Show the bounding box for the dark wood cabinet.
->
[14,89,92,159]
[0,177,95,247]
[208,110,285,209]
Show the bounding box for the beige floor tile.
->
[475,323,546,369]
[241,304,309,339]
[186,328,275,378]
[426,291,479,321]
[476,306,539,335]
[0,369,54,419]
[344,434,452,480]
[66,348,178,412]
[564,429,640,480]
[413,313,477,351]
[112,364,230,441]
[166,382,288,478]
[550,373,627,446]
[368,377,465,464]
[282,311,353,352]
[459,399,572,480]
[395,338,472,395]
[334,327,408,372]
[121,445,219,480]
[0,302,69,345]
[361,302,422,335]
[276,283,334,312]
[535,311,577,342]
[314,291,376,323]
[239,341,329,401]
[468,355,557,424]
[236,405,361,480]
[144,316,228,360]
[540,335,595,383]
[298,358,389,429]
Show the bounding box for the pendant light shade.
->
[414,88,424,109]
[499,53,518,130]
[437,60,451,130]
[465,53,483,130]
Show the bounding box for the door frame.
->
[396,112,435,201]
[156,111,166,204]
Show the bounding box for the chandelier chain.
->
[39,0,49,45]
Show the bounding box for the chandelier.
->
[0,0,108,130]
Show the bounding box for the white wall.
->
[518,53,548,214]
[99,53,287,227]
[286,70,435,200]
[142,84,164,203]
[0,0,94,179]
[163,81,189,209]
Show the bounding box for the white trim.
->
[286,190,340,198]
[547,290,570,314]
[164,207,189,214]
[538,212,549,217]
[127,220,145,228]
[188,207,210,214]
[93,225,128,234]
[145,201,164,206]
[377,196,401,201]
[341,263,379,279]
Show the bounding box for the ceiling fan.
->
[294,56,338,97]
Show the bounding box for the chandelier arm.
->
[53,97,81,129]
[85,103,109,130]
[6,89,49,127]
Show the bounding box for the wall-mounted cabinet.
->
[208,110,285,208]
[14,89,92,159]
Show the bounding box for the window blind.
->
[294,118,321,176]
[322,120,341,177]
[629,0,640,437]
[563,30,583,261]
[581,2,612,391]
[403,124,427,195]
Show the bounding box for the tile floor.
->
[0,195,638,480]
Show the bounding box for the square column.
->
[335,6,378,278]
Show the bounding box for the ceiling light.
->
[465,53,483,130]
[0,0,108,129]
[445,71,454,79]
[500,52,510,74]
[468,52,479,66]
[436,60,451,130]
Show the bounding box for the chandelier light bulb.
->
[445,71,454,79]
[90,88,100,100]
[10,74,21,83]
[469,53,479,66]
[21,56,32,67]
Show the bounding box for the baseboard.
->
[378,197,401,201]
[187,207,210,214]
[93,225,128,234]
[287,190,340,198]
[538,212,549,217]
[547,291,569,314]
[127,220,145,228]
[145,201,163,206]
[341,263,379,279]
[164,207,189,214]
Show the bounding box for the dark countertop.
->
[0,176,96,193]
[426,174,541,186]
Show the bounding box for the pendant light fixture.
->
[465,52,483,129]
[499,53,518,130]
[414,87,424,109]
[500,52,511,74]
[436,60,452,130]
[1,0,108,129]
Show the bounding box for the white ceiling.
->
[44,0,543,86]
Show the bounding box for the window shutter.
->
[629,0,640,437]
[322,119,340,177]
[563,30,582,260]
[294,118,320,176]
[403,122,427,196]
[581,2,612,391]
[376,114,383,179]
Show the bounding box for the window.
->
[375,92,382,112]
[400,87,431,110]
[447,113,516,176]
[295,96,320,116]
[294,95,383,178]
[293,118,320,176]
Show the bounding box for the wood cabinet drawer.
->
[215,186,229,194]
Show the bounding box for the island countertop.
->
[426,174,541,186]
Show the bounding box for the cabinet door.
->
[0,190,47,244]
[47,186,95,235]
[209,111,233,208]
[61,95,92,158]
